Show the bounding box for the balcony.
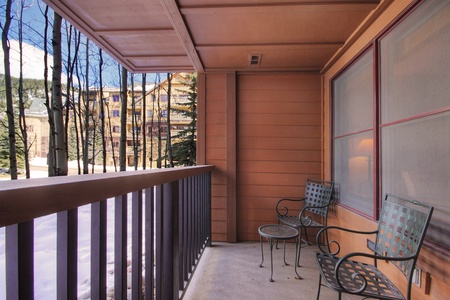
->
[0,166,213,299]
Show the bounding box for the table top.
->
[258,224,299,239]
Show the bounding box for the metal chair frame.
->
[276,178,334,266]
[315,193,434,300]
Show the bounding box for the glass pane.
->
[334,131,374,216]
[380,0,450,124]
[382,112,450,249]
[334,49,373,137]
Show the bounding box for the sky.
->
[1,0,159,87]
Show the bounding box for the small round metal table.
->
[258,224,301,282]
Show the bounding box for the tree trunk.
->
[83,39,90,174]
[52,12,68,176]
[141,73,147,170]
[119,66,128,171]
[2,0,18,180]
[43,6,56,176]
[166,73,173,167]
[131,75,138,169]
[17,1,30,178]
[75,47,83,174]
[99,49,107,173]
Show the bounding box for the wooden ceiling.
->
[43,0,381,74]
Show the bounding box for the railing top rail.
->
[0,165,214,228]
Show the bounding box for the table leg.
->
[259,235,264,267]
[283,240,288,265]
[269,238,274,282]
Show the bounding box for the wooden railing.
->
[0,165,214,300]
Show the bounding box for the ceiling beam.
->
[95,28,175,36]
[196,42,344,51]
[180,2,380,15]
[159,0,204,72]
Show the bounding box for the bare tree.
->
[83,38,90,174]
[75,42,84,174]
[156,74,162,168]
[2,0,18,180]
[42,6,57,176]
[119,65,127,171]
[51,11,68,176]
[166,73,173,167]
[99,48,107,172]
[17,0,30,178]
[141,73,147,169]
[131,74,138,169]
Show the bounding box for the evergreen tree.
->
[170,73,197,166]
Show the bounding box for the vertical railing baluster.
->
[195,176,200,257]
[132,190,143,300]
[188,176,194,271]
[182,178,189,282]
[200,174,205,246]
[5,221,34,300]
[57,209,78,300]
[161,181,180,300]
[91,200,107,300]
[144,187,155,300]
[155,185,163,300]
[206,172,212,247]
[114,195,127,300]
[178,179,185,290]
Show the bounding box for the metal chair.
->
[276,178,334,266]
[315,193,434,300]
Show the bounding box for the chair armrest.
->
[298,204,329,226]
[316,226,378,255]
[276,197,305,216]
[334,252,416,295]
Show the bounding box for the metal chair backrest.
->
[302,178,334,218]
[375,193,434,279]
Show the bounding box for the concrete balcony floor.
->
[183,242,362,300]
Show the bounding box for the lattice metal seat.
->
[276,178,334,266]
[315,193,434,300]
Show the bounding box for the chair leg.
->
[316,274,322,300]
[303,227,310,245]
[297,229,302,267]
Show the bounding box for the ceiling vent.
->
[249,54,261,66]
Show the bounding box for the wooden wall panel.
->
[236,73,322,241]
[204,73,229,241]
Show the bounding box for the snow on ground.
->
[0,158,143,299]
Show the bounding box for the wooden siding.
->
[204,73,229,241]
[236,74,322,241]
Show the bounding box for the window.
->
[379,0,450,251]
[332,0,450,251]
[112,95,120,102]
[112,110,120,117]
[113,126,120,133]
[333,50,374,217]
